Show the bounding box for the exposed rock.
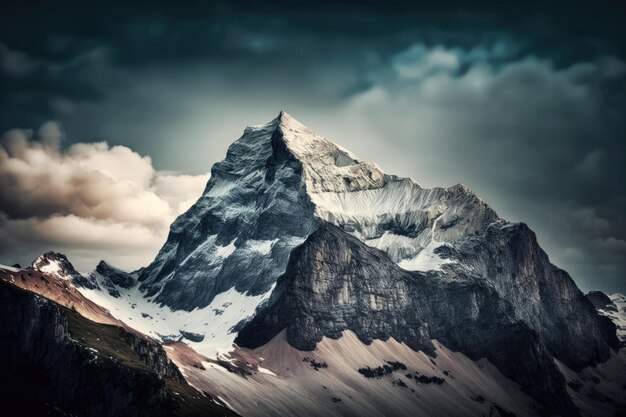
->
[138,112,317,311]
[0,281,235,417]
[180,330,205,342]
[586,291,618,312]
[96,260,136,289]
[31,251,98,290]
[236,222,579,416]
[158,333,183,343]
[447,223,619,370]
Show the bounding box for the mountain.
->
[2,111,624,417]
[136,111,616,363]
[235,222,576,415]
[587,291,626,343]
[32,251,92,287]
[0,278,236,417]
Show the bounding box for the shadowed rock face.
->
[95,261,136,289]
[586,290,618,312]
[0,283,176,416]
[89,260,137,297]
[445,223,619,370]
[0,281,233,417]
[138,114,317,311]
[236,223,603,416]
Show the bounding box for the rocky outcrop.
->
[96,260,136,289]
[31,251,97,289]
[586,290,618,312]
[236,223,578,416]
[179,330,205,342]
[89,260,137,297]
[138,113,317,310]
[119,327,185,384]
[0,281,233,417]
[445,223,619,370]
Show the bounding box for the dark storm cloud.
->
[0,0,625,292]
[339,42,626,293]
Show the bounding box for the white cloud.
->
[0,124,210,271]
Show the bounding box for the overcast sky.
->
[1,1,625,294]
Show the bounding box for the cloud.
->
[0,123,209,271]
[339,42,626,292]
[0,42,38,77]
[0,3,624,295]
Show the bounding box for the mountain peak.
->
[276,109,294,124]
[31,251,81,280]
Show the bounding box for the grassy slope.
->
[2,279,238,417]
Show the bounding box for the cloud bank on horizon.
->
[0,123,209,271]
[0,1,624,293]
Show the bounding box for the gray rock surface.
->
[444,223,619,370]
[138,113,317,310]
[586,290,618,312]
[0,281,208,417]
[236,222,612,416]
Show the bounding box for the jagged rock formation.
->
[89,260,137,297]
[31,252,138,297]
[23,112,620,416]
[587,291,618,312]
[138,114,316,310]
[236,223,579,415]
[0,280,235,417]
[31,251,96,289]
[445,223,618,370]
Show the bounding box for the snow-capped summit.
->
[138,112,498,312]
[31,251,83,281]
[6,112,622,417]
[71,112,618,372]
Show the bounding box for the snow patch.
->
[216,240,237,258]
[397,214,456,272]
[0,264,20,272]
[37,260,63,275]
[246,239,278,255]
[398,241,455,272]
[257,366,276,376]
[78,283,276,358]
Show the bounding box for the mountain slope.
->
[11,112,621,416]
[0,280,236,417]
[235,222,576,415]
[129,111,617,366]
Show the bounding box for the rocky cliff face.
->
[587,291,618,311]
[89,260,137,297]
[236,222,580,416]
[49,112,620,415]
[0,281,234,417]
[138,113,317,311]
[586,291,626,343]
[445,223,619,370]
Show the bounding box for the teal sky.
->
[1,1,625,294]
